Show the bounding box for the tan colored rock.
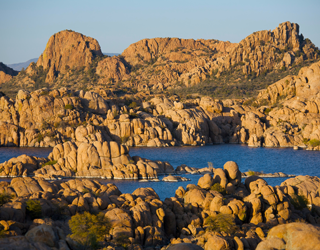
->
[256,222,320,250]
[36,30,103,82]
[223,161,241,185]
[205,235,230,250]
[184,188,206,206]
[25,224,58,247]
[197,174,213,189]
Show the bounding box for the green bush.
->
[128,101,138,108]
[42,160,57,167]
[290,194,309,210]
[204,213,237,234]
[36,133,44,143]
[26,200,42,219]
[69,212,111,249]
[0,192,14,206]
[64,104,74,110]
[308,139,320,148]
[0,224,5,238]
[120,136,129,144]
[129,112,138,119]
[210,183,225,194]
[248,170,255,176]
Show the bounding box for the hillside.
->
[1,22,319,100]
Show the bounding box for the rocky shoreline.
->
[0,161,319,250]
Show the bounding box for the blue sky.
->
[1,0,319,64]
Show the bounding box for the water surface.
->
[1,145,319,200]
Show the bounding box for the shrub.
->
[204,213,237,234]
[248,170,255,176]
[69,212,111,249]
[308,139,320,148]
[114,233,130,248]
[36,133,44,143]
[0,192,14,206]
[0,224,5,238]
[290,194,309,210]
[302,138,309,145]
[82,188,90,194]
[42,160,57,167]
[210,183,225,194]
[264,108,272,115]
[26,200,42,219]
[64,104,74,110]
[120,136,129,144]
[129,112,138,119]
[128,101,138,108]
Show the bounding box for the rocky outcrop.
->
[256,223,320,250]
[36,30,103,82]
[179,22,319,86]
[96,56,130,82]
[0,63,18,84]
[0,163,320,250]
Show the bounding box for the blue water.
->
[0,147,53,161]
[130,144,320,178]
[1,145,320,200]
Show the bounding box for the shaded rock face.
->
[0,63,18,84]
[36,30,103,82]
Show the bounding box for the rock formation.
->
[36,30,103,82]
[0,62,18,84]
[0,162,319,249]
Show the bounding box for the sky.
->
[1,0,320,64]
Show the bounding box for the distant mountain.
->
[7,58,38,71]
[103,53,120,57]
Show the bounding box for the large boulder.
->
[167,243,204,250]
[256,222,320,250]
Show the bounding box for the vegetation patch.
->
[26,199,42,219]
[42,160,57,167]
[0,192,14,206]
[290,194,309,210]
[68,211,111,249]
[64,104,74,110]
[204,213,237,234]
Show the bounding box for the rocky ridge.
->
[2,22,319,98]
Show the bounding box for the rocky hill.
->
[0,63,18,84]
[2,22,319,99]
[1,59,320,151]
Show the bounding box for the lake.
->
[0,144,319,200]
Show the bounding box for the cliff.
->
[36,30,103,82]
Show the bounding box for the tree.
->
[68,212,112,250]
